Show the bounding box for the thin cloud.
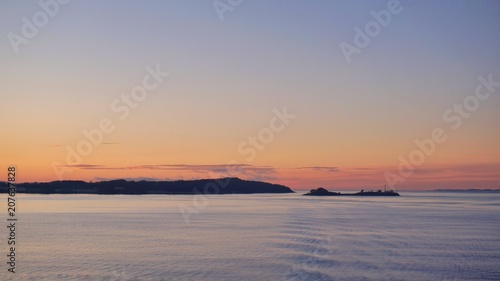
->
[76,164,279,182]
[59,164,104,169]
[295,166,340,173]
[93,177,168,182]
[350,167,374,171]
[48,142,119,147]
[63,163,276,174]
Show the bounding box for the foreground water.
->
[0,192,498,280]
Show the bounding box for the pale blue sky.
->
[1,0,499,187]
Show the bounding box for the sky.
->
[1,0,499,190]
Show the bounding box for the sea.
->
[0,191,498,281]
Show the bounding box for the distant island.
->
[0,178,294,195]
[304,187,400,196]
[431,189,500,193]
[303,188,341,196]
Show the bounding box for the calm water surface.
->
[0,192,498,280]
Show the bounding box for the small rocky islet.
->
[304,187,399,196]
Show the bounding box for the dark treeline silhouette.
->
[0,178,294,195]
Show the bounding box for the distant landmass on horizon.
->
[431,189,500,193]
[0,178,294,195]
